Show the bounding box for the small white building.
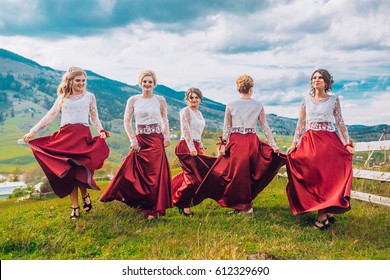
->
[0,181,27,195]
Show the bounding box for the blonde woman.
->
[23,66,109,219]
[100,70,172,220]
[196,75,285,214]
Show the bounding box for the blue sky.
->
[0,0,389,125]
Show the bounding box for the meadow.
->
[0,116,389,260]
[0,176,389,260]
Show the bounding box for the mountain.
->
[0,48,227,131]
[0,48,388,141]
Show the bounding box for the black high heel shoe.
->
[82,193,92,212]
[70,206,80,220]
[313,219,330,231]
[178,208,194,217]
[327,214,336,224]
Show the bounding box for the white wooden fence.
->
[351,140,390,206]
[278,139,390,207]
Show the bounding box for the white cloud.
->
[0,0,389,125]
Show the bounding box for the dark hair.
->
[310,69,334,94]
[185,87,204,104]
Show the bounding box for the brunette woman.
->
[172,88,216,216]
[286,69,354,230]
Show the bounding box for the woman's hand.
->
[346,146,355,154]
[286,143,297,155]
[272,146,280,154]
[164,140,170,148]
[190,150,198,157]
[99,131,108,139]
[218,145,226,156]
[131,144,141,153]
[22,132,35,143]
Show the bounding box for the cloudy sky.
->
[0,0,389,125]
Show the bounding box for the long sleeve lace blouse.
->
[124,94,170,146]
[179,107,205,151]
[30,92,104,134]
[292,95,350,145]
[222,98,277,147]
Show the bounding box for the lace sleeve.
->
[293,99,307,144]
[258,106,277,147]
[334,96,350,145]
[30,96,61,133]
[180,108,196,151]
[89,94,104,132]
[124,96,138,146]
[222,106,232,142]
[158,96,170,142]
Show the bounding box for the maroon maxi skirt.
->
[171,140,217,208]
[99,133,172,217]
[195,133,286,211]
[286,130,353,215]
[28,124,110,198]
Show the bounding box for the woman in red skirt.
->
[195,75,285,214]
[171,88,217,217]
[100,70,172,220]
[286,69,354,230]
[23,67,110,219]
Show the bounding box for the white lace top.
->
[293,95,350,145]
[124,94,170,146]
[222,98,277,147]
[30,92,104,134]
[180,107,205,151]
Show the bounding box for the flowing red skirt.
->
[195,133,286,211]
[28,124,110,198]
[99,133,172,216]
[286,130,353,215]
[171,140,217,208]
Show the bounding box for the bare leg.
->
[79,186,87,199]
[317,209,327,221]
[70,186,80,219]
[70,186,79,208]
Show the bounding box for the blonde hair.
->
[236,74,254,94]
[138,70,157,86]
[57,66,87,111]
[185,87,204,104]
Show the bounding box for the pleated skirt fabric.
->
[99,133,172,217]
[195,133,286,211]
[286,130,353,215]
[171,140,217,208]
[28,124,110,198]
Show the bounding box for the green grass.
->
[0,177,388,260]
[1,118,389,260]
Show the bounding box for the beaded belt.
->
[307,122,335,132]
[137,123,162,134]
[231,127,256,134]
